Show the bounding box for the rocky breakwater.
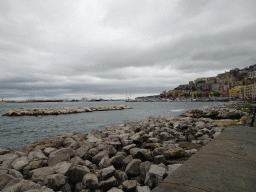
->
[0,101,247,192]
[2,105,132,117]
[180,101,246,119]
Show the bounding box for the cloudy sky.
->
[1,0,256,100]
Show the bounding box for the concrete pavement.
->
[153,126,256,192]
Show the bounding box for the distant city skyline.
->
[1,0,256,100]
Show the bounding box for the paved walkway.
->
[153,126,256,192]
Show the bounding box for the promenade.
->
[153,126,256,192]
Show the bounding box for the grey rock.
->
[76,144,92,158]
[0,153,19,168]
[122,144,137,154]
[74,182,84,192]
[123,155,133,167]
[114,171,128,185]
[67,165,90,184]
[2,179,41,192]
[130,134,143,143]
[60,183,72,192]
[11,156,30,171]
[110,154,126,169]
[133,149,153,162]
[44,173,66,191]
[92,150,108,165]
[139,161,151,181]
[99,157,111,169]
[101,165,116,180]
[23,160,47,176]
[136,186,150,192]
[0,148,10,155]
[63,137,76,147]
[8,169,23,179]
[107,187,123,192]
[99,176,118,191]
[43,147,57,156]
[0,173,15,190]
[144,165,166,188]
[48,148,75,166]
[129,148,140,157]
[82,174,99,190]
[54,161,72,175]
[153,155,166,165]
[71,155,85,166]
[122,180,137,192]
[147,138,160,143]
[28,149,47,161]
[30,167,55,183]
[125,159,142,177]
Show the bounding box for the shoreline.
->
[0,101,247,192]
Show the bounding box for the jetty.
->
[2,105,132,116]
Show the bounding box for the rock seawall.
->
[0,101,247,192]
[2,105,132,117]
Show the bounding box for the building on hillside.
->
[203,83,212,91]
[212,84,220,92]
[245,84,254,99]
[229,86,242,98]
[248,71,256,79]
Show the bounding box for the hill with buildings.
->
[161,64,256,100]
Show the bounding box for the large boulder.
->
[2,179,41,192]
[101,165,116,180]
[28,149,47,161]
[125,159,142,177]
[144,165,167,188]
[82,174,99,190]
[48,148,75,166]
[29,167,55,183]
[44,173,66,191]
[0,173,15,190]
[11,156,30,171]
[67,165,90,184]
[99,176,118,191]
[122,180,137,192]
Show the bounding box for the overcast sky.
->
[1,0,256,100]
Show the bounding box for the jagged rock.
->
[107,187,123,192]
[2,179,41,192]
[28,149,47,160]
[82,174,99,190]
[60,183,72,192]
[123,155,133,167]
[6,169,23,179]
[130,134,143,143]
[167,164,182,175]
[0,148,10,155]
[125,159,142,177]
[147,138,160,143]
[110,154,126,168]
[63,137,76,147]
[92,150,108,165]
[0,173,15,190]
[114,171,128,186]
[136,186,150,192]
[122,180,137,192]
[122,144,137,154]
[44,173,66,191]
[76,144,92,158]
[84,148,100,160]
[130,148,140,157]
[139,161,151,182]
[99,157,112,169]
[67,165,90,184]
[144,143,161,151]
[23,160,47,176]
[71,156,87,166]
[74,182,84,192]
[153,155,166,165]
[101,165,116,180]
[0,153,19,168]
[99,176,118,191]
[30,167,55,183]
[11,156,30,171]
[26,186,54,192]
[48,148,75,166]
[133,149,153,162]
[43,147,57,156]
[54,161,72,175]
[144,165,167,188]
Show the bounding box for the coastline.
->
[0,101,247,192]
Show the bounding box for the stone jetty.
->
[2,105,132,117]
[0,101,247,192]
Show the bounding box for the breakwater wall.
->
[0,101,247,192]
[2,105,132,117]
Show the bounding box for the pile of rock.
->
[2,105,132,117]
[181,101,246,119]
[0,101,247,192]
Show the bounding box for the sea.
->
[0,101,218,149]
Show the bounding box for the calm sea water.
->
[0,101,217,149]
